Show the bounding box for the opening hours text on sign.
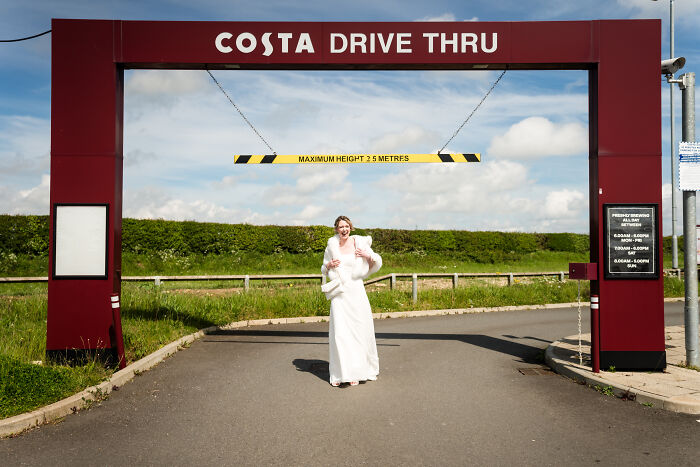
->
[603,204,659,280]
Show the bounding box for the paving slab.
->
[546,326,700,414]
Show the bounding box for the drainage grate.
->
[518,367,554,376]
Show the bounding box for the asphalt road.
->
[1,303,698,466]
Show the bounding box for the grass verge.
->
[0,355,109,419]
[0,275,686,420]
[2,250,592,277]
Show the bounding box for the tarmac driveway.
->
[1,304,698,466]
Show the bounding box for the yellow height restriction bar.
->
[234,153,481,164]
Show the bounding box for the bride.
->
[321,216,382,387]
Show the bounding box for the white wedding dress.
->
[328,251,379,384]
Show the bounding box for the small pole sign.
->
[679,142,700,191]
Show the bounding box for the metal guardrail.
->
[2,269,688,285]
[2,269,686,306]
[363,271,567,287]
[1,271,566,287]
[0,274,323,289]
[0,268,685,294]
[0,276,48,283]
[122,274,322,288]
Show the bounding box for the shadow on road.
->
[123,306,218,330]
[292,358,329,382]
[207,329,546,363]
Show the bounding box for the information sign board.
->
[679,142,700,191]
[603,204,658,280]
[53,204,109,279]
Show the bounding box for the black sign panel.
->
[603,204,658,279]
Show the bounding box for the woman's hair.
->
[334,215,354,231]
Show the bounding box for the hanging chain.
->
[577,280,583,366]
[206,70,277,155]
[439,69,507,154]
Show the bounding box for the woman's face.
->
[335,220,351,239]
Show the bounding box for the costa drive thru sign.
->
[49,19,665,371]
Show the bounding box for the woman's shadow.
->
[292,359,329,382]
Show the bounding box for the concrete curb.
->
[0,325,217,438]
[0,301,585,437]
[545,336,700,415]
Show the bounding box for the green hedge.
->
[0,215,49,257]
[0,214,595,261]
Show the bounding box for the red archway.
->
[49,19,665,369]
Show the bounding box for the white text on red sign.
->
[215,32,498,56]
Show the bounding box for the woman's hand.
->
[355,248,371,259]
[326,259,341,269]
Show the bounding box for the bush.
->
[0,215,49,257]
[543,233,589,253]
[0,215,600,263]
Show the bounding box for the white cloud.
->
[0,115,50,175]
[375,161,592,232]
[415,13,479,22]
[0,174,50,215]
[380,160,533,214]
[662,182,672,205]
[124,187,243,223]
[542,189,586,219]
[294,166,350,195]
[125,70,209,96]
[292,205,326,225]
[487,117,588,160]
[261,165,351,209]
[417,13,456,21]
[369,126,440,153]
[124,149,158,167]
[620,0,700,19]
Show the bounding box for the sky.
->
[1,0,699,233]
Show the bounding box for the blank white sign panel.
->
[55,205,108,277]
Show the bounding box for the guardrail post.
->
[154,276,161,286]
[559,271,565,282]
[244,274,250,291]
[508,273,513,286]
[452,273,458,289]
[412,274,417,304]
[391,273,396,290]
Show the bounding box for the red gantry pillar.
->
[589,20,666,370]
[47,19,123,364]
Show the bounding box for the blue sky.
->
[1,0,699,232]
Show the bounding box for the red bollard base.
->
[599,351,666,371]
[46,348,120,367]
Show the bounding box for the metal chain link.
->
[208,67,505,157]
[439,69,507,154]
[206,70,277,155]
[577,280,583,366]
